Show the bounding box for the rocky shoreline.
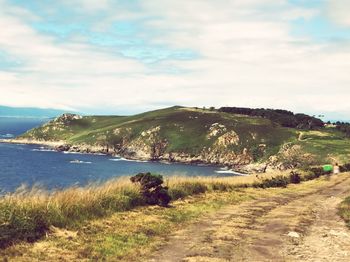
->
[0,138,264,174]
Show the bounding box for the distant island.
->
[0,105,73,118]
[4,106,350,173]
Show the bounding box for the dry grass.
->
[1,174,340,261]
[0,170,309,248]
[0,178,141,248]
[166,170,288,187]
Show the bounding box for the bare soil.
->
[148,175,350,262]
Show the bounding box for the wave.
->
[0,133,14,138]
[32,147,56,152]
[92,153,106,156]
[109,157,149,163]
[63,151,85,155]
[63,151,106,156]
[215,170,246,176]
[215,170,237,174]
[69,160,92,164]
[159,161,172,165]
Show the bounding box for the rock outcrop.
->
[120,126,168,160]
[43,127,256,167]
[267,143,316,170]
[54,113,82,123]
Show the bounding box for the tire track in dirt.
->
[148,175,350,262]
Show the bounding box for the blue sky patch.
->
[291,16,350,42]
[10,0,197,65]
[288,0,325,9]
[0,51,23,71]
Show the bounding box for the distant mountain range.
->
[0,105,73,118]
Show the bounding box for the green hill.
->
[17,106,350,171]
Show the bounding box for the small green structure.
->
[323,164,333,172]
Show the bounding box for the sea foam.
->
[109,158,148,163]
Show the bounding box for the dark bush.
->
[130,172,171,207]
[289,171,301,184]
[254,175,289,189]
[302,171,318,181]
[218,107,324,130]
[336,123,350,137]
[340,163,350,172]
[309,167,326,178]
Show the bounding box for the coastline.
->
[0,138,249,175]
[0,138,66,147]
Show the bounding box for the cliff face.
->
[50,124,254,166]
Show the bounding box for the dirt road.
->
[148,174,350,262]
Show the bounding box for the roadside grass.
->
[339,196,350,228]
[0,178,141,248]
[0,188,255,261]
[0,171,285,249]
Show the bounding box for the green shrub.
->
[130,173,171,207]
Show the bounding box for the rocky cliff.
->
[15,106,340,172]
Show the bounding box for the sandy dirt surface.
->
[148,175,350,262]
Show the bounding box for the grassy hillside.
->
[17,106,350,168]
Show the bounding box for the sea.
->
[0,117,242,193]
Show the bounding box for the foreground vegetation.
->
[0,187,257,261]
[2,172,348,261]
[0,163,340,250]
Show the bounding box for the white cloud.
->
[327,0,350,27]
[0,0,350,118]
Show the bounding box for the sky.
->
[0,0,350,118]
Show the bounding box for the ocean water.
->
[0,117,47,139]
[0,118,241,193]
